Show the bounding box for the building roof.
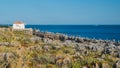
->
[14,21,24,24]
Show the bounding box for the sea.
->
[25,25,120,41]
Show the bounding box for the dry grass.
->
[0,28,119,68]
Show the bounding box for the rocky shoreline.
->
[0,27,120,68]
[32,29,120,68]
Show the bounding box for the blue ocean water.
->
[26,25,120,41]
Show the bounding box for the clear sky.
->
[0,0,120,25]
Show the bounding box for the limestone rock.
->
[102,63,110,68]
[116,60,120,68]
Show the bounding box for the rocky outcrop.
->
[0,29,120,68]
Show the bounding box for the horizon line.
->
[0,24,120,26]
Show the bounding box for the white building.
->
[13,21,25,30]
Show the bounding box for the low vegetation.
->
[0,27,120,68]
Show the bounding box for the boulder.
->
[10,42,20,47]
[75,38,83,43]
[95,63,99,68]
[6,53,15,61]
[63,57,71,65]
[42,45,52,51]
[102,63,110,68]
[0,42,9,46]
[0,53,6,61]
[0,53,16,62]
[104,43,117,55]
[56,59,63,67]
[59,35,66,41]
[82,66,89,68]
[116,60,120,68]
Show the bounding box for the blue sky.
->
[0,0,120,25]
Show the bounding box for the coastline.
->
[26,25,120,41]
[1,25,120,41]
[0,27,120,68]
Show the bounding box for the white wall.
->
[13,24,25,30]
